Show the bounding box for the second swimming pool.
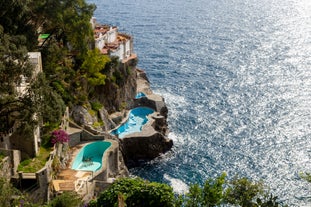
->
[111,107,154,138]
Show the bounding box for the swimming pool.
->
[111,107,154,138]
[71,141,112,172]
[135,92,146,99]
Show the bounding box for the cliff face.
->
[95,59,137,114]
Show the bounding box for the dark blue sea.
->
[88,0,311,205]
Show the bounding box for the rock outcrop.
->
[116,68,173,166]
[120,113,173,166]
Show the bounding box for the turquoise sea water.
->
[88,0,311,205]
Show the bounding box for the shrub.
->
[51,129,69,145]
[47,192,81,207]
[93,177,175,207]
[91,101,103,111]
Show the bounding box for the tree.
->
[0,25,35,132]
[91,177,175,207]
[0,0,38,50]
[185,184,202,207]
[47,192,82,207]
[29,73,66,125]
[224,176,264,207]
[81,48,110,87]
[33,0,96,57]
[0,178,37,207]
[181,174,286,207]
[202,172,226,206]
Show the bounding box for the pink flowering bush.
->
[51,129,69,145]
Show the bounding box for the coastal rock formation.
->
[118,68,173,166]
[120,115,173,166]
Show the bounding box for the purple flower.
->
[51,129,70,144]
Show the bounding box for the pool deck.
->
[52,169,92,192]
[52,143,93,192]
[52,139,119,194]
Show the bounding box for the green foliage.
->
[93,177,175,207]
[0,0,37,50]
[119,102,127,111]
[300,172,311,183]
[91,101,103,111]
[47,192,82,207]
[81,49,110,86]
[51,155,61,174]
[88,109,97,117]
[225,176,264,207]
[185,184,202,207]
[93,121,104,128]
[202,172,226,206]
[181,174,286,207]
[0,25,35,132]
[34,0,96,56]
[51,81,72,104]
[0,152,5,160]
[0,178,20,206]
[17,147,51,172]
[184,173,226,207]
[112,70,124,86]
[30,73,66,125]
[0,178,41,207]
[256,194,285,207]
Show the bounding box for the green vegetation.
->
[91,101,103,111]
[17,147,51,173]
[300,172,311,183]
[93,121,104,128]
[89,176,288,207]
[0,178,82,207]
[90,177,176,207]
[47,192,82,207]
[0,152,5,160]
[81,48,110,87]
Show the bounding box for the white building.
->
[91,17,135,62]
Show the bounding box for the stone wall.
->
[0,148,21,177]
[133,95,168,118]
[68,131,81,147]
[10,129,36,159]
[81,129,112,142]
[0,156,11,179]
[30,167,50,203]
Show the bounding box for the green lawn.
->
[17,147,51,173]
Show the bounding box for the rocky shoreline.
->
[119,68,173,167]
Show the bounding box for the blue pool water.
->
[111,107,154,138]
[135,92,146,99]
[72,141,112,172]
